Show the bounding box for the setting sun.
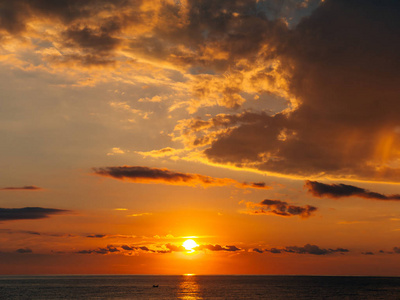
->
[182,239,198,252]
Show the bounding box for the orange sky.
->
[1,0,400,275]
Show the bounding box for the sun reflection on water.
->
[177,274,202,300]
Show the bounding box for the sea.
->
[0,275,400,299]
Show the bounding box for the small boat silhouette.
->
[153,284,159,288]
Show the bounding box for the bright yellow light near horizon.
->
[182,239,198,252]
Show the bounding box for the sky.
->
[1,0,400,275]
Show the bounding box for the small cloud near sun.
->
[107,148,128,156]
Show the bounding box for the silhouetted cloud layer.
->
[255,244,349,255]
[244,199,317,218]
[305,181,400,201]
[77,245,119,255]
[0,207,70,221]
[0,186,42,191]
[76,243,242,255]
[195,244,241,252]
[93,166,271,189]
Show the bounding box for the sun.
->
[182,239,198,252]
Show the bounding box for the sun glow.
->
[182,239,198,252]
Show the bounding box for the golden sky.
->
[1,0,400,275]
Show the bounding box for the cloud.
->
[15,248,33,254]
[165,243,186,252]
[3,0,400,181]
[305,181,400,201]
[170,0,400,182]
[106,147,127,156]
[268,248,282,254]
[0,186,42,191]
[135,147,184,158]
[120,245,155,252]
[265,244,349,255]
[252,248,264,253]
[195,244,241,252]
[0,229,79,238]
[77,245,120,255]
[76,242,243,255]
[127,213,152,217]
[0,229,41,235]
[0,207,70,222]
[93,166,271,189]
[86,234,107,238]
[244,199,317,218]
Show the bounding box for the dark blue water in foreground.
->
[1,275,400,299]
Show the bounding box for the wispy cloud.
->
[127,213,152,217]
[93,166,271,189]
[0,207,71,221]
[0,186,42,191]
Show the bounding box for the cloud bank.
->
[254,244,349,255]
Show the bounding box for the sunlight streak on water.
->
[177,275,202,299]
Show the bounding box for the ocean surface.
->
[0,275,400,299]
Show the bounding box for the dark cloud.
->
[0,229,41,235]
[15,248,33,254]
[0,207,70,222]
[305,181,400,201]
[195,244,241,252]
[93,166,271,189]
[180,0,400,182]
[362,252,374,255]
[137,246,153,252]
[268,248,282,254]
[247,199,317,218]
[121,245,133,251]
[121,245,155,252]
[86,234,107,238]
[0,186,42,191]
[252,248,263,253]
[0,0,131,34]
[248,182,269,189]
[77,245,119,255]
[394,247,400,254]
[63,26,120,53]
[266,244,349,255]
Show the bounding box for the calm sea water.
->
[0,275,400,299]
